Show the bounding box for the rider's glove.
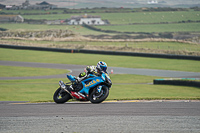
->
[86,66,95,73]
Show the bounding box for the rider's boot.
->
[68,79,80,92]
[68,85,74,92]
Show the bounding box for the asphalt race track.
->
[0,61,200,133]
[0,101,200,133]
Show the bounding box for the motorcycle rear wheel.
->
[53,87,72,104]
[89,86,109,104]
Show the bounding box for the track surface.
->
[1,61,200,80]
[0,101,200,133]
[1,101,200,117]
[1,61,200,132]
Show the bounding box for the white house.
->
[148,0,158,4]
[67,14,106,25]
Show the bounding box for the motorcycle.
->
[53,72,112,104]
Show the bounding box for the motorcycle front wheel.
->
[89,86,109,104]
[53,87,72,104]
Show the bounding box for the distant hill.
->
[0,0,200,8]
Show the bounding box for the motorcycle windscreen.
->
[66,74,76,82]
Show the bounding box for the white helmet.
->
[96,61,107,73]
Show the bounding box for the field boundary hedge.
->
[154,78,200,87]
[1,44,200,61]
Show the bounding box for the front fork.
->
[92,86,103,100]
[97,86,102,93]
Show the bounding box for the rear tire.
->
[53,87,72,104]
[89,86,109,104]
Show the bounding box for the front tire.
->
[89,86,109,104]
[53,87,72,104]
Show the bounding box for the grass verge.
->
[0,74,199,102]
[0,48,200,72]
[0,65,69,77]
[109,84,200,101]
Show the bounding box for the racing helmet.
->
[96,61,107,73]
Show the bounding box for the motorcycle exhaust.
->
[59,80,66,90]
[59,80,77,99]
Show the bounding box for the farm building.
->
[5,0,57,10]
[66,14,106,25]
[0,4,6,9]
[0,15,24,23]
[35,1,57,9]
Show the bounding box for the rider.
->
[78,61,108,81]
[71,61,108,92]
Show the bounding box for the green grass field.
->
[0,75,199,101]
[0,48,200,102]
[1,10,200,35]
[0,48,200,72]
[19,11,200,24]
[95,11,200,24]
[2,9,64,14]
[0,23,68,31]
[0,65,69,77]
[1,22,200,35]
[96,23,200,32]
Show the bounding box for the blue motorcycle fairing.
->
[66,73,110,95]
[67,74,76,82]
[67,74,96,82]
[79,76,104,94]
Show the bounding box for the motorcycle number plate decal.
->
[85,79,100,87]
